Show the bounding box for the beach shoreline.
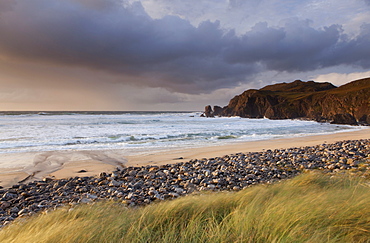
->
[0,132,368,228]
[125,127,370,167]
[0,127,369,188]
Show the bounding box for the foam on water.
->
[0,111,363,168]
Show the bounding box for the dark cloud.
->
[224,20,344,72]
[329,23,370,68]
[0,0,369,94]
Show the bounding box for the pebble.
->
[0,139,369,228]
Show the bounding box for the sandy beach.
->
[125,128,370,167]
[0,128,369,188]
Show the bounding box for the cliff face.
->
[204,78,370,125]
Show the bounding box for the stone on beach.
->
[0,139,369,228]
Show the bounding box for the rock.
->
[148,166,159,172]
[43,177,54,183]
[232,186,241,191]
[21,192,31,198]
[204,105,214,117]
[86,194,98,199]
[10,207,19,214]
[128,170,137,177]
[77,170,87,173]
[358,114,370,126]
[78,198,92,204]
[330,113,358,125]
[126,193,136,200]
[132,182,143,190]
[18,208,29,216]
[0,202,11,209]
[156,171,166,178]
[2,192,17,200]
[114,192,123,198]
[148,190,158,196]
[168,192,180,198]
[136,170,148,178]
[111,171,120,178]
[108,180,121,187]
[213,106,224,116]
[158,188,167,193]
[174,188,184,194]
[207,185,216,190]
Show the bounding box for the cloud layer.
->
[0,0,369,96]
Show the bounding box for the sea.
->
[0,111,363,168]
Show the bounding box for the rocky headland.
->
[203,77,370,125]
[0,139,369,228]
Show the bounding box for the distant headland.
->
[202,77,370,126]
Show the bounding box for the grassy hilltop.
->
[1,172,370,243]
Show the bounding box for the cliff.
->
[203,78,370,125]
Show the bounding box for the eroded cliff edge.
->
[203,78,370,125]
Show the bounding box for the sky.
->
[0,0,370,111]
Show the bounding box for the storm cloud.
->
[0,0,369,94]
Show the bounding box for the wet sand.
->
[0,168,29,188]
[125,128,370,166]
[0,151,127,188]
[0,128,369,188]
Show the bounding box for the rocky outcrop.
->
[203,78,370,125]
[202,105,224,117]
[359,115,370,125]
[213,106,224,116]
[203,105,214,117]
[330,114,358,125]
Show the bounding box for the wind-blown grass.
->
[1,172,370,243]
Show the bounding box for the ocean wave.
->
[0,112,363,154]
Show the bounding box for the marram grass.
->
[1,172,370,243]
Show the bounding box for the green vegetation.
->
[1,172,370,243]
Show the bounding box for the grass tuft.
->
[1,172,370,242]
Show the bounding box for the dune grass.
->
[1,172,370,243]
